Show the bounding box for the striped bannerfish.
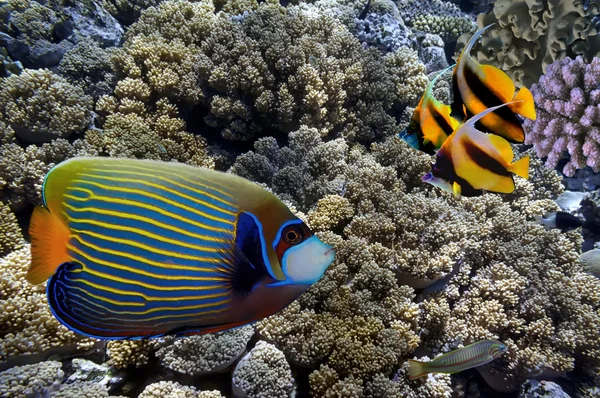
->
[408,340,508,380]
[422,102,529,197]
[26,157,335,340]
[400,64,461,155]
[451,24,536,143]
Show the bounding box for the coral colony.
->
[1,0,600,396]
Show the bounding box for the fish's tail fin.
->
[510,87,536,120]
[408,359,429,380]
[27,206,71,285]
[509,156,529,180]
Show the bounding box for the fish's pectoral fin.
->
[511,87,536,120]
[218,212,271,296]
[27,206,71,285]
[509,156,529,180]
[452,182,462,198]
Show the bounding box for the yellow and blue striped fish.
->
[408,340,508,380]
[26,157,335,340]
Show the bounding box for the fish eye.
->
[283,226,303,245]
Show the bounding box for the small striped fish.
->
[422,102,529,197]
[26,157,335,340]
[408,340,508,380]
[451,24,536,143]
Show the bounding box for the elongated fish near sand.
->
[451,24,536,143]
[400,64,460,154]
[408,340,508,380]
[26,157,335,339]
[422,102,530,197]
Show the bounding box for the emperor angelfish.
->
[451,24,536,143]
[26,157,335,339]
[422,102,530,197]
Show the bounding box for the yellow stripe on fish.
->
[26,157,336,339]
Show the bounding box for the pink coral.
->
[524,56,600,176]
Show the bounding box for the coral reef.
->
[524,56,600,177]
[155,326,254,376]
[138,381,224,398]
[231,341,295,398]
[0,361,63,397]
[0,69,93,144]
[109,0,428,142]
[0,201,23,256]
[0,246,97,362]
[463,0,600,88]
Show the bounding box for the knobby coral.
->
[109,0,427,142]
[0,69,93,144]
[524,56,600,177]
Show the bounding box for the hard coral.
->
[0,361,63,397]
[138,381,224,398]
[0,69,93,144]
[524,56,600,177]
[155,326,254,376]
[232,341,295,398]
[465,0,600,88]
[0,246,96,362]
[0,201,23,256]
[117,0,427,143]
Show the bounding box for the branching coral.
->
[155,326,254,376]
[232,341,295,398]
[0,137,97,210]
[0,69,93,144]
[0,361,63,397]
[464,0,600,88]
[138,381,224,398]
[0,201,23,256]
[524,56,600,177]
[112,0,427,143]
[0,246,97,361]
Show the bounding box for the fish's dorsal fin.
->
[465,101,522,129]
[486,134,514,163]
[425,64,456,99]
[462,24,495,57]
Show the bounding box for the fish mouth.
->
[324,247,335,256]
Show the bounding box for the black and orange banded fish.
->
[27,157,335,339]
[408,340,508,380]
[422,102,530,197]
[400,64,461,154]
[451,24,536,143]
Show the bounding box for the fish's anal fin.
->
[479,64,515,102]
[511,87,536,120]
[452,182,462,198]
[407,359,428,380]
[27,206,71,285]
[509,156,530,180]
